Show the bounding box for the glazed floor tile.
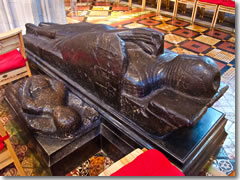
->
[124,22,147,28]
[164,34,186,44]
[155,23,179,31]
[194,35,221,46]
[206,49,235,63]
[185,24,208,33]
[171,47,197,55]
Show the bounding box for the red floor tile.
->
[164,42,174,49]
[206,29,231,40]
[138,19,161,26]
[181,40,211,53]
[94,2,111,6]
[215,61,226,70]
[166,19,189,27]
[79,0,92,2]
[172,29,198,38]
[110,12,157,27]
[112,6,130,11]
[77,6,91,10]
[218,42,235,53]
[65,2,71,6]
[70,16,85,22]
[151,27,167,35]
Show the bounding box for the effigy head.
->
[162,54,221,99]
[29,76,49,93]
[121,50,228,136]
[5,75,100,139]
[19,75,82,138]
[20,75,66,114]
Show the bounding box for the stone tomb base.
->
[5,49,227,176]
[5,86,227,176]
[5,96,142,176]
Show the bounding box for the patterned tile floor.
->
[0,0,235,176]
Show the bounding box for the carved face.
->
[17,75,87,139]
[30,77,50,95]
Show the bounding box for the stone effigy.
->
[5,75,100,139]
[23,22,228,137]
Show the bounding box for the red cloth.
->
[0,131,9,151]
[199,0,223,4]
[0,50,27,74]
[110,149,184,176]
[221,0,235,7]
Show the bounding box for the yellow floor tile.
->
[94,20,112,24]
[77,11,88,16]
[155,24,178,31]
[65,7,71,11]
[171,47,197,55]
[206,49,235,63]
[228,37,235,43]
[89,11,109,16]
[165,34,186,44]
[86,17,107,22]
[66,17,80,23]
[186,24,208,33]
[222,67,235,82]
[77,2,89,6]
[92,6,110,10]
[124,22,147,28]
[152,16,172,21]
[111,11,124,16]
[195,35,221,46]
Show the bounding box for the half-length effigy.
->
[23,22,228,137]
[5,75,100,139]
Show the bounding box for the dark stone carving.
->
[5,75,100,139]
[23,22,228,136]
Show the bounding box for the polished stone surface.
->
[23,21,228,138]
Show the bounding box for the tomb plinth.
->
[5,87,227,176]
[4,22,229,175]
[6,54,227,175]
